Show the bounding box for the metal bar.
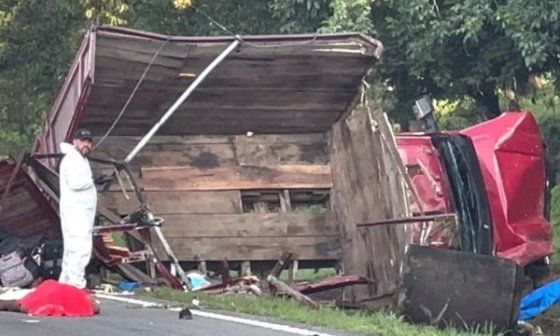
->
[357,214,456,228]
[124,39,240,163]
[153,225,191,290]
[138,229,183,289]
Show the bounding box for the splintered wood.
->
[330,107,408,308]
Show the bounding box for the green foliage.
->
[143,287,495,336]
[320,0,374,35]
[0,0,559,173]
[519,79,560,184]
[551,186,560,268]
[496,1,560,70]
[435,97,485,130]
[270,0,331,33]
[82,0,130,25]
[0,0,85,156]
[552,186,560,227]
[369,0,560,121]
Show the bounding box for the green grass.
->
[111,232,127,248]
[279,268,337,282]
[139,287,495,336]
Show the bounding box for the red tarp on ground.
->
[18,280,95,317]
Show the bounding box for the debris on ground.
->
[178,308,193,320]
[267,275,318,309]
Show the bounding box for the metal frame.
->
[26,154,184,289]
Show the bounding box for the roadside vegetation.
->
[142,287,497,336]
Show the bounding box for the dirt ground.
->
[531,304,560,335]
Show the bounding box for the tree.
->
[2,0,560,156]
[369,0,560,122]
[0,0,85,154]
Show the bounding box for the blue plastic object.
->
[520,278,560,320]
[118,281,140,291]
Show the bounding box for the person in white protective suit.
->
[58,128,97,289]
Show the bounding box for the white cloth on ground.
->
[0,288,34,301]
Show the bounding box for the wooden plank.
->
[82,111,341,127]
[142,165,332,191]
[148,191,243,215]
[160,212,337,238]
[96,35,374,61]
[330,106,408,304]
[96,33,376,58]
[92,141,237,168]
[233,136,328,166]
[93,134,326,146]
[98,190,243,216]
[155,236,341,261]
[84,121,336,137]
[94,73,362,91]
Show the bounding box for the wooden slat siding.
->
[95,32,374,56]
[79,32,377,136]
[92,134,328,168]
[88,86,355,110]
[141,165,332,191]
[330,106,407,305]
[96,35,372,61]
[93,73,362,92]
[98,190,243,216]
[95,57,372,78]
[152,236,341,261]
[84,123,335,137]
[160,212,336,238]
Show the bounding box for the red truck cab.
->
[396,112,553,267]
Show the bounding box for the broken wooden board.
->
[398,245,524,333]
[141,165,332,191]
[160,212,337,238]
[98,190,243,216]
[92,134,329,168]
[154,236,340,261]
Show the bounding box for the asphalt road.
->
[0,298,333,336]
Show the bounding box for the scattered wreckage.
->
[0,24,555,333]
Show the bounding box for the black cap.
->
[74,128,93,141]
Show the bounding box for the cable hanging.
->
[191,4,318,48]
[93,36,171,150]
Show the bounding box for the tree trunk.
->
[469,85,502,119]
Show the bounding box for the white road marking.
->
[96,293,336,336]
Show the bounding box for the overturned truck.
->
[15,25,408,304]
[1,25,553,330]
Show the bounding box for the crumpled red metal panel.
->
[396,136,454,248]
[461,112,553,266]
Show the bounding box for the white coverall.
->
[58,142,97,289]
